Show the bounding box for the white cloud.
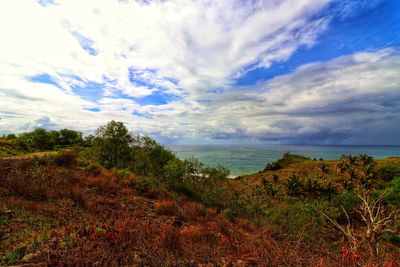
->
[1,0,399,144]
[201,48,400,144]
[0,0,332,135]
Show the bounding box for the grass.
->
[0,149,399,265]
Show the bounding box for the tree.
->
[130,135,175,177]
[93,121,133,168]
[304,178,321,199]
[164,158,187,187]
[20,128,53,150]
[338,154,377,190]
[59,129,83,146]
[322,180,337,202]
[357,154,376,188]
[325,190,400,264]
[285,174,304,197]
[262,175,279,197]
[318,162,331,181]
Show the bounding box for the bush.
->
[271,201,330,236]
[264,161,282,171]
[332,190,361,215]
[20,128,53,150]
[377,165,399,182]
[59,129,83,146]
[16,128,83,152]
[163,158,187,187]
[263,152,311,171]
[382,175,400,207]
[130,136,175,178]
[93,121,133,169]
[285,174,304,197]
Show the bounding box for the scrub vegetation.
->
[1,121,399,266]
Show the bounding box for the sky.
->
[0,0,399,145]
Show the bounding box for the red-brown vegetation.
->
[1,155,399,266]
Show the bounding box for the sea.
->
[168,145,400,177]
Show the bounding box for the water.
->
[168,145,400,176]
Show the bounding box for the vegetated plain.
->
[0,121,399,266]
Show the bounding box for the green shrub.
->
[59,129,83,146]
[20,128,53,150]
[377,165,399,182]
[130,136,175,178]
[271,201,330,236]
[383,175,400,207]
[263,161,282,171]
[0,246,27,266]
[303,178,321,199]
[332,190,360,215]
[338,154,377,189]
[163,158,187,187]
[285,174,304,197]
[93,121,133,169]
[263,152,312,172]
[115,168,130,178]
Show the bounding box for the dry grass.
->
[1,157,399,266]
[155,199,179,216]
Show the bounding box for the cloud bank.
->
[0,0,399,144]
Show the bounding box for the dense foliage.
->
[0,128,83,157]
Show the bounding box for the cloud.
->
[0,0,399,144]
[0,0,331,96]
[0,0,332,130]
[203,48,400,144]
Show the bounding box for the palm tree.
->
[357,154,374,167]
[285,174,304,197]
[357,154,376,188]
[318,162,331,181]
[323,180,337,202]
[262,177,278,197]
[304,178,321,199]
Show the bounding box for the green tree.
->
[20,128,53,150]
[304,178,321,199]
[59,129,82,146]
[93,121,133,168]
[318,162,331,181]
[163,158,187,186]
[338,154,377,190]
[262,175,279,197]
[322,180,337,202]
[285,174,304,197]
[48,130,61,148]
[130,135,175,177]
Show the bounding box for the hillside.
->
[1,123,400,266]
[1,154,337,266]
[242,154,400,191]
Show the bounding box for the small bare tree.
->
[325,206,360,256]
[325,189,400,264]
[355,190,399,263]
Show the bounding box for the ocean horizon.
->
[168,144,400,177]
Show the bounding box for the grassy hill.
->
[1,153,337,266]
[1,122,399,266]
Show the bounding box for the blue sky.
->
[0,0,399,144]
